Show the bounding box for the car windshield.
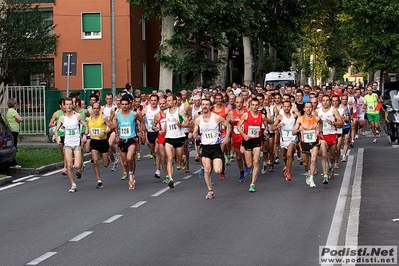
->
[266,80,294,87]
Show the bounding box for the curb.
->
[0,176,13,186]
[8,162,65,175]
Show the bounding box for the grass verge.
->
[16,146,63,168]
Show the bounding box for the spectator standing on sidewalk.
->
[6,98,22,169]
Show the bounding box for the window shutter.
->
[82,13,101,32]
[83,64,102,89]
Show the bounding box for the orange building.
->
[30,0,160,91]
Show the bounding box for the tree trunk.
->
[159,11,174,92]
[255,38,264,85]
[243,35,253,86]
[215,33,228,88]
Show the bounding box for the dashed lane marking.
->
[102,214,123,224]
[13,175,35,183]
[26,252,57,265]
[0,182,24,191]
[69,231,93,242]
[130,201,147,208]
[151,181,182,197]
[182,175,192,180]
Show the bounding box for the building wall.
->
[52,0,160,91]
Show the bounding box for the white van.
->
[264,71,297,87]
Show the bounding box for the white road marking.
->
[182,175,192,180]
[151,181,182,197]
[193,169,201,174]
[26,252,57,265]
[13,175,35,183]
[345,148,363,246]
[130,201,147,208]
[42,169,62,177]
[27,177,41,182]
[69,231,93,242]
[321,155,354,266]
[392,218,399,222]
[0,182,24,191]
[102,214,123,224]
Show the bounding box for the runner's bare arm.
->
[271,115,284,131]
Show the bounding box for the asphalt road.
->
[1,133,398,266]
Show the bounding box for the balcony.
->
[7,0,54,4]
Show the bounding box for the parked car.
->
[0,112,16,173]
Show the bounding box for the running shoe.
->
[269,165,275,172]
[80,163,86,172]
[376,129,379,134]
[361,132,365,136]
[163,176,169,184]
[373,138,377,143]
[176,164,182,170]
[195,155,200,162]
[68,183,77,193]
[149,152,154,159]
[225,155,230,165]
[168,178,174,188]
[350,140,354,148]
[299,158,303,165]
[111,163,118,172]
[328,165,333,176]
[309,177,316,188]
[76,170,82,179]
[249,183,256,192]
[182,155,187,169]
[334,163,339,169]
[121,172,127,180]
[355,134,359,139]
[230,154,235,162]
[274,158,280,164]
[61,168,67,175]
[199,168,204,178]
[285,172,292,181]
[205,191,214,199]
[239,172,245,182]
[306,175,310,185]
[128,179,135,190]
[219,173,225,180]
[323,175,329,184]
[329,171,334,179]
[184,166,190,173]
[282,165,287,173]
[261,162,267,175]
[154,172,161,179]
[244,164,252,175]
[137,153,141,161]
[267,159,271,165]
[341,155,347,162]
[96,180,103,189]
[114,154,120,165]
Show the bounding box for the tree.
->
[0,3,58,85]
[341,0,399,76]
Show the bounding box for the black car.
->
[0,113,16,173]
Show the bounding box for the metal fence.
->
[0,84,46,135]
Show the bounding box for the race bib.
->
[282,129,294,141]
[367,105,375,111]
[168,123,179,132]
[66,129,76,136]
[303,130,316,143]
[120,126,131,137]
[248,126,260,138]
[233,125,243,134]
[323,121,332,130]
[203,132,218,143]
[90,127,101,136]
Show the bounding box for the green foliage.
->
[0,3,58,84]
[16,146,63,168]
[342,0,399,73]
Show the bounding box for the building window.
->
[83,64,102,89]
[82,13,101,39]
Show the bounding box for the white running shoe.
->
[373,138,377,143]
[355,135,359,139]
[309,177,316,188]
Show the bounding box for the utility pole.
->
[111,0,116,96]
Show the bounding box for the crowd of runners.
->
[48,81,383,199]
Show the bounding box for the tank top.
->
[300,115,318,143]
[231,109,245,143]
[268,105,275,133]
[179,104,189,133]
[165,108,185,139]
[157,111,167,144]
[88,113,107,140]
[117,111,137,139]
[103,104,117,119]
[56,110,65,137]
[63,113,81,146]
[79,109,86,134]
[212,105,227,137]
[244,111,263,139]
[318,106,336,135]
[200,113,221,145]
[144,106,160,132]
[191,105,202,118]
[280,112,296,142]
